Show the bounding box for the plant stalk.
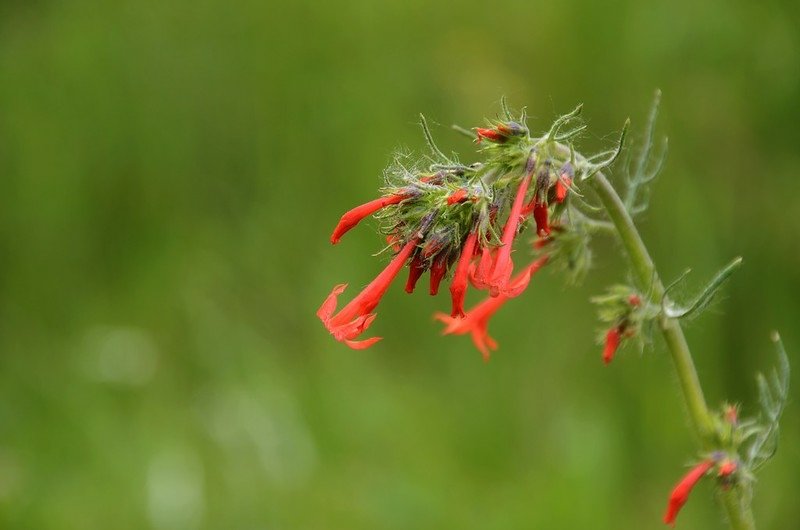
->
[585,170,756,530]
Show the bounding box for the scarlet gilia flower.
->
[663,460,713,526]
[487,172,533,297]
[318,239,418,349]
[449,229,478,317]
[330,193,410,244]
[436,257,548,360]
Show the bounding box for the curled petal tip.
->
[317,283,348,322]
[344,336,382,350]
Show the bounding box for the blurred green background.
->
[0,0,798,528]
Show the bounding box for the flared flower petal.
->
[437,258,547,360]
[663,460,713,526]
[319,239,418,349]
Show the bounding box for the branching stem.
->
[560,143,756,530]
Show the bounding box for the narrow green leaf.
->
[747,332,791,470]
[663,257,742,319]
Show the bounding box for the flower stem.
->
[585,170,756,530]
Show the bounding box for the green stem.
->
[585,171,756,530]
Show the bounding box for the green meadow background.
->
[0,1,798,528]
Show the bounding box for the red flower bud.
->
[429,253,448,296]
[555,163,574,203]
[533,201,550,237]
[603,327,622,365]
[628,294,642,307]
[405,253,426,294]
[663,460,713,526]
[717,459,737,478]
[331,194,409,244]
[554,177,572,203]
[474,127,507,144]
[447,188,470,205]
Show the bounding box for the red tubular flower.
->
[663,460,714,526]
[447,188,470,205]
[449,229,478,317]
[469,246,495,290]
[533,201,550,236]
[429,253,448,295]
[330,193,409,244]
[555,163,574,203]
[318,239,418,349]
[474,127,507,144]
[603,326,622,364]
[436,257,548,360]
[487,173,532,297]
[405,253,426,294]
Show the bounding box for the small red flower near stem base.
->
[487,173,532,297]
[436,256,548,360]
[603,326,623,365]
[663,460,714,527]
[318,239,418,349]
[330,193,409,244]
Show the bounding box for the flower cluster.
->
[591,284,658,364]
[318,107,602,358]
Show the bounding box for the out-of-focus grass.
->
[0,0,798,528]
